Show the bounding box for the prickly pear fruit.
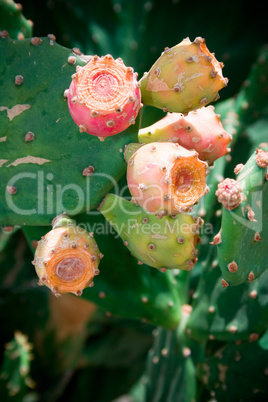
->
[138,106,231,165]
[139,37,228,113]
[126,142,208,216]
[99,194,201,271]
[33,214,101,296]
[67,54,142,138]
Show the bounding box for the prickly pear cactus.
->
[1,1,268,401]
[0,36,139,226]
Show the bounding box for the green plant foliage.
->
[0,0,33,39]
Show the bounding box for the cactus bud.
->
[216,178,242,210]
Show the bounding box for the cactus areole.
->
[67,55,142,137]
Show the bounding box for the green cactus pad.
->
[0,36,139,226]
[0,0,33,39]
[197,329,268,401]
[186,246,268,342]
[145,310,198,402]
[217,146,268,285]
[99,193,200,271]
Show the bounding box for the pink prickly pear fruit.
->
[138,106,232,165]
[33,214,101,297]
[139,37,228,113]
[67,55,142,138]
[127,142,208,216]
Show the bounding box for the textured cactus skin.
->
[145,309,198,402]
[216,146,268,285]
[0,36,140,226]
[138,106,232,165]
[139,37,227,113]
[0,331,34,400]
[0,0,33,40]
[186,246,268,342]
[67,55,141,137]
[99,193,200,271]
[127,142,208,216]
[197,328,268,401]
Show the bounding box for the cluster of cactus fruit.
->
[1,0,268,401]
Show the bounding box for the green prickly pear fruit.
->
[138,106,232,165]
[67,54,142,138]
[33,214,101,296]
[127,142,208,216]
[139,37,228,113]
[99,193,201,271]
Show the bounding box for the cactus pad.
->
[216,146,268,285]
